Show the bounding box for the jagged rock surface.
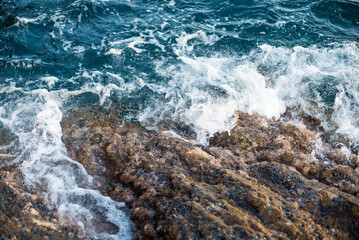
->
[0,169,79,240]
[61,107,359,239]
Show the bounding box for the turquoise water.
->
[1,0,359,238]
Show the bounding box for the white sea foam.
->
[0,89,134,239]
[106,48,123,55]
[16,14,47,25]
[109,36,146,54]
[255,43,359,145]
[174,30,220,55]
[332,85,359,148]
[139,55,284,144]
[73,46,86,54]
[62,41,72,51]
[139,39,359,146]
[40,76,59,88]
[50,12,70,36]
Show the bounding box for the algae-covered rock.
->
[61,107,359,239]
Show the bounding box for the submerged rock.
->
[61,107,359,239]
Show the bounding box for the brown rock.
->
[60,107,359,239]
[0,170,79,240]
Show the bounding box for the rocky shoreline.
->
[2,106,359,239]
[0,169,79,240]
[62,107,359,239]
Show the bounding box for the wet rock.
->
[249,162,359,239]
[210,111,359,194]
[61,107,359,239]
[0,170,79,240]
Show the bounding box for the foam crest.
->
[16,14,47,25]
[139,42,359,146]
[174,30,220,56]
[256,43,359,145]
[140,55,285,144]
[332,86,359,148]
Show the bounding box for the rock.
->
[0,170,79,240]
[210,111,359,195]
[60,107,359,239]
[249,162,359,239]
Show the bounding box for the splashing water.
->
[0,88,134,239]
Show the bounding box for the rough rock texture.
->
[61,107,359,239]
[0,169,79,240]
[210,112,359,195]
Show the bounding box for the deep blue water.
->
[1,0,359,238]
[1,0,358,82]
